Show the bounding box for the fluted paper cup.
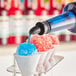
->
[36,48,54,73]
[49,45,59,64]
[14,54,40,76]
[43,48,55,71]
[36,52,48,73]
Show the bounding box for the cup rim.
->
[14,53,41,57]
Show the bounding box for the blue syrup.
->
[28,34,31,43]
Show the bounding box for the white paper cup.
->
[43,48,55,71]
[36,48,54,73]
[14,54,40,76]
[36,51,48,73]
[49,45,59,63]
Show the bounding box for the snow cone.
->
[28,34,59,72]
[15,43,40,76]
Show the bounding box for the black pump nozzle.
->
[29,25,40,34]
[29,22,45,35]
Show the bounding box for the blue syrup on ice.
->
[16,42,37,56]
[16,34,38,56]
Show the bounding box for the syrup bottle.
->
[0,10,9,45]
[14,10,24,44]
[8,0,23,44]
[29,2,76,35]
[0,0,9,45]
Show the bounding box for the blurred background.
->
[0,0,76,76]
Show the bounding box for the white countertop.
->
[0,51,76,76]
